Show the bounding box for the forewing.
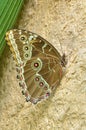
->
[6,29,62,65]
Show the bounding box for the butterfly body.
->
[6,29,65,104]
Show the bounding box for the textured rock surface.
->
[0,0,86,130]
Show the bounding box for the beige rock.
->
[0,0,86,130]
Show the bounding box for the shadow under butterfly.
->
[5,29,66,104]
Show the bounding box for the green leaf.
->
[0,0,24,56]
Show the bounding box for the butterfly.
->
[5,29,66,104]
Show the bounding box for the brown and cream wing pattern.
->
[6,29,64,104]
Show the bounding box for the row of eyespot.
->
[23,45,32,60]
[16,69,51,103]
[16,65,48,90]
[34,75,49,91]
[18,78,51,104]
[17,77,50,96]
[17,74,51,99]
[16,73,48,89]
[19,34,37,43]
[19,35,33,60]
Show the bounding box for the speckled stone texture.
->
[0,0,86,130]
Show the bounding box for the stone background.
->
[0,0,86,130]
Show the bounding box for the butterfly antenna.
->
[57,37,66,67]
[57,37,64,55]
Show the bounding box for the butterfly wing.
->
[6,29,64,104]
